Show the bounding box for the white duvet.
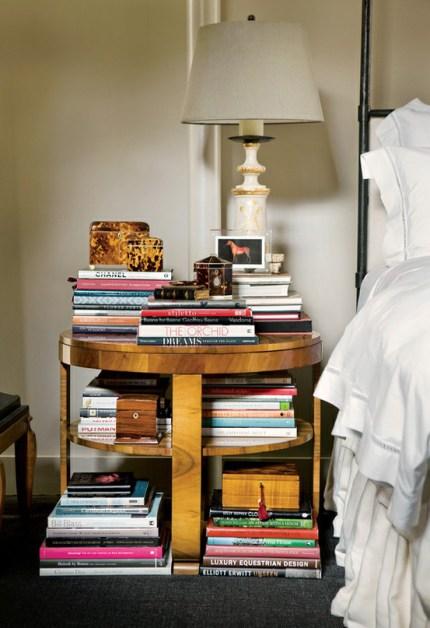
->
[315,256,430,539]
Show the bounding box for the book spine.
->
[79,414,116,422]
[202,556,320,569]
[52,506,151,515]
[206,537,316,547]
[211,518,313,529]
[204,545,320,558]
[73,306,143,313]
[40,545,164,560]
[141,308,252,317]
[202,418,296,428]
[59,497,148,507]
[46,527,160,538]
[202,401,292,410]
[40,565,172,576]
[138,324,255,338]
[76,279,171,291]
[202,409,294,418]
[77,426,116,434]
[255,322,313,333]
[73,316,140,325]
[137,337,259,346]
[207,511,313,523]
[40,556,168,568]
[233,286,290,297]
[202,427,297,437]
[147,299,246,309]
[199,567,321,578]
[47,515,158,528]
[202,386,297,396]
[73,296,150,305]
[81,398,118,409]
[72,325,137,334]
[140,316,254,325]
[78,270,172,280]
[203,376,293,384]
[45,536,161,546]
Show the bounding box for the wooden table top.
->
[59,331,322,374]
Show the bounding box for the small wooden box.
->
[116,394,158,438]
[222,462,300,510]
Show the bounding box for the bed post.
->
[356,0,372,303]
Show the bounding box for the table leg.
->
[312,362,321,518]
[60,362,71,493]
[15,418,37,517]
[171,373,202,575]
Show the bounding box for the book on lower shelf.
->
[202,487,320,579]
[41,475,172,576]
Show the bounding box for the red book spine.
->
[202,387,298,396]
[39,541,164,560]
[76,279,171,291]
[206,520,318,540]
[140,308,252,317]
[204,545,320,558]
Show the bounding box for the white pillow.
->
[376,98,430,147]
[361,147,430,266]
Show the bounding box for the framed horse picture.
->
[215,235,266,270]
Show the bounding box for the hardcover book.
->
[67,472,135,493]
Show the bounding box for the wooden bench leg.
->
[14,420,37,518]
[0,461,5,529]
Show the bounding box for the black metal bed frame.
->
[356,0,393,301]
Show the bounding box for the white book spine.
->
[81,397,118,409]
[40,564,172,576]
[78,270,172,280]
[202,427,298,437]
[47,515,158,528]
[138,324,255,338]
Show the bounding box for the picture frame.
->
[215,235,266,270]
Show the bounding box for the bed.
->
[314,2,430,626]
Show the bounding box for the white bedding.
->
[315,255,430,538]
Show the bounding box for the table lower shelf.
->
[67,419,313,458]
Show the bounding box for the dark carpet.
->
[0,499,345,628]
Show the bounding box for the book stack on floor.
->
[232,272,312,336]
[202,373,297,439]
[78,370,169,444]
[71,267,173,341]
[137,291,259,346]
[200,478,321,579]
[40,472,172,576]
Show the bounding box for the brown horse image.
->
[226,240,251,263]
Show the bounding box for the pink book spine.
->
[140,308,252,317]
[76,279,170,291]
[202,387,298,396]
[39,543,163,560]
[204,545,320,558]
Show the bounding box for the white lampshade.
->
[182,20,323,125]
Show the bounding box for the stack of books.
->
[201,373,297,439]
[71,268,173,341]
[40,472,172,576]
[78,371,169,444]
[137,298,259,346]
[200,489,321,579]
[232,272,312,336]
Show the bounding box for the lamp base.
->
[231,140,271,235]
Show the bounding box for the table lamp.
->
[182,16,324,235]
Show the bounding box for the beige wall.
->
[2,0,430,493]
[1,0,188,491]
